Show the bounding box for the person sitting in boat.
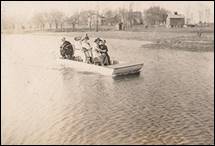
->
[60,37,74,60]
[92,38,102,65]
[99,39,111,65]
[94,38,111,66]
[81,34,93,64]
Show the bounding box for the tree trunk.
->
[96,11,99,32]
[89,21,91,31]
[42,24,45,31]
[55,23,58,30]
[60,23,63,32]
[88,16,92,31]
[40,24,43,31]
[49,23,52,30]
[72,23,75,31]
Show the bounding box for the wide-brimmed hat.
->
[74,36,82,41]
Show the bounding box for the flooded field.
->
[1,33,214,144]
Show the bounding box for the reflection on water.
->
[2,34,214,145]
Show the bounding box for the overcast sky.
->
[1,1,214,23]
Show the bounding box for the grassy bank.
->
[54,27,214,52]
[142,34,214,52]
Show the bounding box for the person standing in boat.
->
[81,34,93,64]
[60,37,74,60]
[74,36,85,61]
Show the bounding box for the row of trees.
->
[30,9,126,31]
[2,6,170,32]
[31,10,65,31]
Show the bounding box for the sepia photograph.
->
[1,1,214,145]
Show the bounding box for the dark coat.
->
[60,41,74,59]
[98,44,111,65]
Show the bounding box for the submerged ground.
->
[1,28,214,145]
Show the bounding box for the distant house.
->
[166,12,185,28]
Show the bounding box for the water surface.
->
[1,34,214,145]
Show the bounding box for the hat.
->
[94,38,102,43]
[81,36,89,41]
[74,36,81,41]
[61,37,66,41]
[85,34,89,40]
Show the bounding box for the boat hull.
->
[108,63,144,76]
[57,59,143,76]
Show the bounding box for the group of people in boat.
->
[60,34,111,66]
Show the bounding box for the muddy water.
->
[1,34,214,145]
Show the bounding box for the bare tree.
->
[128,2,134,28]
[77,10,94,30]
[144,6,169,25]
[2,15,16,31]
[118,7,130,30]
[49,10,65,31]
[87,13,93,30]
[103,9,120,26]
[44,12,54,30]
[65,13,79,31]
[95,2,100,32]
[31,12,46,31]
[104,9,114,18]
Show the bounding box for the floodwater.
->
[1,33,214,145]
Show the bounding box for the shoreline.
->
[2,28,214,52]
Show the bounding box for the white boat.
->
[57,58,143,76]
